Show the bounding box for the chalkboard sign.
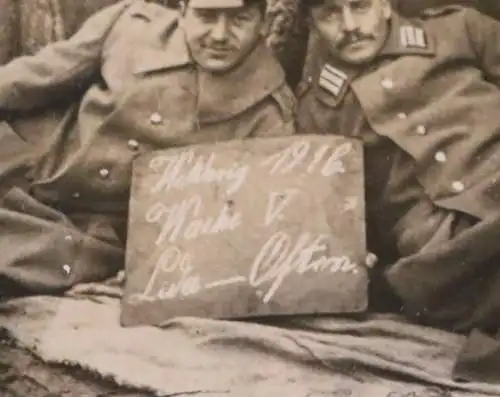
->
[121,135,367,327]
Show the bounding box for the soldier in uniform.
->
[0,0,295,297]
[296,0,500,334]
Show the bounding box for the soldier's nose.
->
[210,15,230,41]
[341,7,357,33]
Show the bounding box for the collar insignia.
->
[400,25,427,49]
[318,64,348,97]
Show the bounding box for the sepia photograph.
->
[0,0,500,396]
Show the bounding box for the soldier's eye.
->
[349,0,372,12]
[233,12,253,23]
[314,5,342,21]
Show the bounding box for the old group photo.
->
[1,0,500,395]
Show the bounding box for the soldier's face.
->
[181,5,267,73]
[309,0,391,65]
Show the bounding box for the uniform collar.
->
[308,41,357,108]
[379,12,435,57]
[130,1,285,122]
[131,2,192,73]
[310,12,435,107]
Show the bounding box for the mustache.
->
[201,41,236,52]
[338,31,375,48]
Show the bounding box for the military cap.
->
[299,0,338,9]
[187,0,265,8]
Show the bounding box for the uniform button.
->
[397,112,407,120]
[62,264,72,275]
[71,192,81,199]
[64,235,73,242]
[307,76,313,83]
[127,139,140,151]
[381,78,394,89]
[99,168,110,178]
[434,151,447,163]
[150,112,163,125]
[452,181,465,193]
[416,125,427,135]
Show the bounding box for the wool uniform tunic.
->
[296,6,500,332]
[0,0,295,295]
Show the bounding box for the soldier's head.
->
[303,0,392,65]
[179,0,269,73]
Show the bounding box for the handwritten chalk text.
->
[131,247,202,302]
[129,231,357,304]
[128,138,363,309]
[145,196,241,245]
[130,247,246,302]
[149,150,249,195]
[264,189,300,226]
[261,141,352,177]
[249,232,358,304]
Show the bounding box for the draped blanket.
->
[1,294,499,397]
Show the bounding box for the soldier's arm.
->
[0,0,131,111]
[464,7,500,85]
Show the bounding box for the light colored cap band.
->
[188,0,245,8]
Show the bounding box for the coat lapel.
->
[131,2,192,75]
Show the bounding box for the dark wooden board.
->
[122,135,368,327]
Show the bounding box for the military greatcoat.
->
[297,6,500,331]
[0,0,295,295]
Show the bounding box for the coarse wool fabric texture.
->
[1,294,500,396]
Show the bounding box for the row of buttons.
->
[69,135,145,200]
[97,137,142,180]
[60,112,166,274]
[397,112,427,136]
[71,165,112,199]
[127,110,162,153]
[62,233,74,275]
[382,77,465,194]
[91,113,161,183]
